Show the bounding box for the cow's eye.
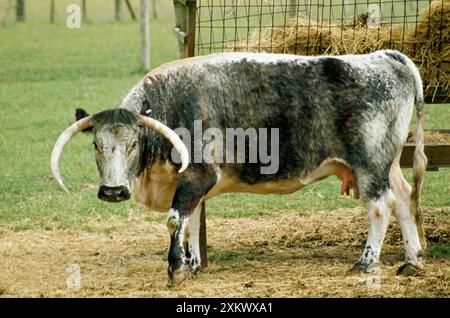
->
[128,141,137,154]
[93,141,101,154]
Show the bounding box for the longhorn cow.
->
[51,50,427,285]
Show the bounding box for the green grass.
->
[427,244,450,259]
[0,1,449,231]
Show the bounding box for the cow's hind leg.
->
[350,187,395,273]
[389,160,423,275]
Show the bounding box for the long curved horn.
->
[50,116,93,194]
[138,116,189,173]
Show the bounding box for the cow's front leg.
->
[166,173,216,286]
[167,204,203,286]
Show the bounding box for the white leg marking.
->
[358,190,395,269]
[167,208,190,274]
[167,206,202,273]
[390,166,423,268]
[186,204,202,273]
[167,208,180,236]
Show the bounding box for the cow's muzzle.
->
[98,185,130,202]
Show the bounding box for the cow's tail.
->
[410,69,428,250]
[385,50,428,248]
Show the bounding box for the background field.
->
[0,0,448,297]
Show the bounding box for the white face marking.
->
[95,125,138,190]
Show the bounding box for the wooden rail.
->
[401,143,450,170]
[401,130,450,170]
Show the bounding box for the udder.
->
[334,162,360,199]
[301,158,360,199]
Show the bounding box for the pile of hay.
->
[234,15,403,55]
[407,130,450,143]
[234,1,449,100]
[403,0,450,99]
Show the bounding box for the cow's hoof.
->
[348,261,368,274]
[168,267,190,287]
[348,262,379,275]
[396,263,422,276]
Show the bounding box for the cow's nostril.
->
[98,185,130,202]
[120,188,130,200]
[104,189,115,196]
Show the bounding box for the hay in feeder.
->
[233,16,403,55]
[233,1,449,100]
[407,130,450,143]
[403,0,450,98]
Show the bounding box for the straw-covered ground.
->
[0,207,448,298]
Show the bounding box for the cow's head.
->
[50,108,188,202]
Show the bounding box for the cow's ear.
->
[75,108,93,132]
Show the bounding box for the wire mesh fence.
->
[196,0,441,54]
[195,0,448,101]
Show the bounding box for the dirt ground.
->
[0,207,448,298]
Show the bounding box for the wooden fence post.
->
[288,0,297,17]
[50,0,55,23]
[140,0,150,71]
[16,0,25,22]
[115,0,121,20]
[173,0,196,58]
[173,0,187,58]
[0,0,12,25]
[81,0,86,21]
[152,0,157,19]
